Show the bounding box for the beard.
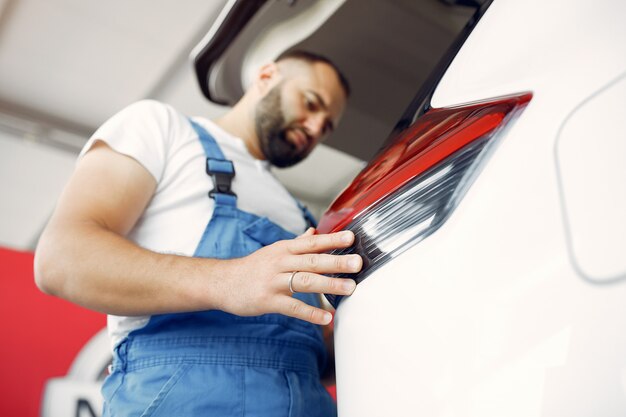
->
[254,83,312,168]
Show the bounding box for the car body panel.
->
[331,0,626,415]
[555,74,626,282]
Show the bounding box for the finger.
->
[288,253,362,275]
[296,227,316,239]
[276,296,333,325]
[288,230,355,254]
[286,272,356,296]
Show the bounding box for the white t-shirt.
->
[79,100,307,348]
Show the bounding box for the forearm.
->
[35,216,360,325]
[34,220,226,316]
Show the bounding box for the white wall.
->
[0,129,77,250]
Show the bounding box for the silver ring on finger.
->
[288,271,298,294]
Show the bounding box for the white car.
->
[314,0,626,415]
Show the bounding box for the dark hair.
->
[276,50,351,97]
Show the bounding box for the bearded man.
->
[34,50,360,417]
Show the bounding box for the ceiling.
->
[0,0,228,131]
[0,0,477,250]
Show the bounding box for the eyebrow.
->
[307,90,335,133]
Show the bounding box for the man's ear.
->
[255,62,281,95]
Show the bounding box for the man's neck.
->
[214,104,264,160]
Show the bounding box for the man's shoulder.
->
[120,99,184,122]
[107,100,195,144]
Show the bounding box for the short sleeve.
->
[79,100,174,183]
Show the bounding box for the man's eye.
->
[323,122,333,136]
[305,97,316,111]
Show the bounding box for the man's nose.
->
[304,114,326,141]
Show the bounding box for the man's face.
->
[254,62,346,168]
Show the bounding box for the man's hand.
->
[215,228,361,325]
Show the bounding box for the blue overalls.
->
[101,120,336,417]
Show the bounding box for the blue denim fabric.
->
[101,120,335,417]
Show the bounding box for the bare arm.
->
[34,142,360,325]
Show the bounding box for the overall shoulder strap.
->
[295,199,318,229]
[188,118,237,207]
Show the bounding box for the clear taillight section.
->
[320,93,532,308]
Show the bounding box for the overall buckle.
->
[206,158,236,198]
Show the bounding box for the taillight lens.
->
[320,92,532,308]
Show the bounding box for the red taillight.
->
[318,92,532,234]
[322,92,532,307]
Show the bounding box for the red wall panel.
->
[0,247,105,417]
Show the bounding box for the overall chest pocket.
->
[241,217,324,338]
[241,216,296,247]
[195,210,325,347]
[195,208,292,259]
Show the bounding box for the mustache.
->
[285,126,313,148]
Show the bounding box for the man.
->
[34,50,360,416]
